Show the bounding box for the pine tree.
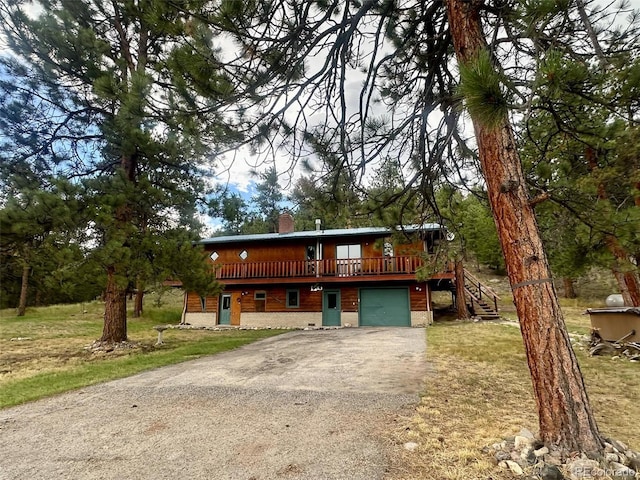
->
[251,167,284,233]
[0,182,81,315]
[0,1,240,340]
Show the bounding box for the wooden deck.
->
[214,256,426,285]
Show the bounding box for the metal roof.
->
[198,223,442,245]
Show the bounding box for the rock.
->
[504,460,524,476]
[535,447,550,457]
[605,443,615,454]
[519,428,536,439]
[515,435,534,449]
[496,451,511,462]
[609,462,636,480]
[568,458,603,479]
[538,464,565,480]
[403,442,419,452]
[520,447,537,465]
[628,456,640,472]
[605,453,620,463]
[544,454,564,466]
[608,439,628,454]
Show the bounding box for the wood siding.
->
[410,284,429,310]
[205,241,307,264]
[204,234,425,265]
[186,282,428,314]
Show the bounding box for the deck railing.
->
[214,256,424,280]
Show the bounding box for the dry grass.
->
[385,319,639,480]
[0,291,284,407]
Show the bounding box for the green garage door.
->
[359,288,411,327]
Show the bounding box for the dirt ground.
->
[0,328,427,480]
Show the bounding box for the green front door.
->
[322,290,341,326]
[219,294,231,325]
[359,288,411,327]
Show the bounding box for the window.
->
[306,245,316,260]
[254,291,266,312]
[209,251,219,261]
[200,296,206,312]
[327,292,338,309]
[286,289,300,308]
[239,249,248,260]
[222,295,231,309]
[336,244,362,276]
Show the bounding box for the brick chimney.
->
[278,212,295,234]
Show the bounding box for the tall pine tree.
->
[0,1,238,341]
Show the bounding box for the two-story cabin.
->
[182,213,454,328]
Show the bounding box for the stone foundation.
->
[411,311,433,327]
[240,312,323,329]
[183,310,432,328]
[341,312,359,327]
[182,312,216,327]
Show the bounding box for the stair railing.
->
[463,268,500,314]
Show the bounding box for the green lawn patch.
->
[0,295,285,409]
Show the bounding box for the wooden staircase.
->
[461,269,501,320]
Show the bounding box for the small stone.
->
[568,458,602,479]
[535,446,550,457]
[520,447,537,465]
[628,456,640,472]
[605,453,620,463]
[605,443,615,454]
[403,442,419,452]
[609,462,636,480]
[504,460,524,475]
[538,464,565,480]
[612,355,620,360]
[609,439,629,454]
[519,428,536,439]
[496,451,511,462]
[544,454,563,466]
[515,435,534,449]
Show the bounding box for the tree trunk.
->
[133,278,144,318]
[445,0,603,453]
[17,263,30,316]
[608,242,640,306]
[100,266,128,342]
[613,271,640,307]
[455,259,470,319]
[100,153,137,342]
[563,277,577,299]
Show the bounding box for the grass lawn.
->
[0,290,284,409]
[388,314,639,480]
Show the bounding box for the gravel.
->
[0,328,427,480]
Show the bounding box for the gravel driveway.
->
[0,328,427,480]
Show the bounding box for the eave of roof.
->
[198,223,442,245]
